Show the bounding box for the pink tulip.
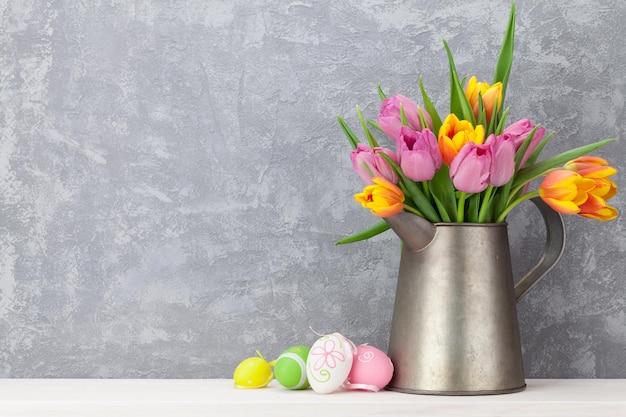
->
[518,126,545,169]
[502,119,546,169]
[502,119,535,149]
[449,143,492,193]
[350,143,399,185]
[396,127,442,182]
[377,94,432,143]
[485,134,515,186]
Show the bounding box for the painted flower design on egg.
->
[311,338,345,371]
[306,333,356,394]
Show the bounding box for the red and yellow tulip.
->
[539,160,618,221]
[538,170,592,215]
[564,156,618,220]
[354,177,405,218]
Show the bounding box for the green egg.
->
[274,345,311,390]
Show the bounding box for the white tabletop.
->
[0,378,624,416]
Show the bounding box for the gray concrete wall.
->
[0,0,624,378]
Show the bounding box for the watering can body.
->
[386,198,565,395]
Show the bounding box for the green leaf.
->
[367,119,383,133]
[377,83,387,100]
[336,221,390,244]
[493,3,516,116]
[418,108,429,130]
[394,181,425,218]
[490,192,503,223]
[401,176,441,223]
[337,115,361,150]
[477,185,496,223]
[477,93,487,128]
[486,94,500,135]
[524,131,554,168]
[443,40,475,123]
[494,178,514,219]
[419,76,442,133]
[513,138,616,189]
[495,107,510,135]
[431,193,451,223]
[400,104,409,126]
[356,105,379,148]
[377,153,441,223]
[429,166,457,221]
[513,126,539,171]
[468,193,480,223]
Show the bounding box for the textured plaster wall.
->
[0,0,624,378]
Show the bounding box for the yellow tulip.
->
[438,113,485,165]
[465,76,502,123]
[354,177,405,218]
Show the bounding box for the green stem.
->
[506,168,557,207]
[496,190,540,223]
[403,204,425,218]
[478,185,494,223]
[456,192,468,222]
[422,181,431,201]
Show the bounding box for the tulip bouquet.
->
[337,4,618,244]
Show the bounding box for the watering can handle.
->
[514,197,566,303]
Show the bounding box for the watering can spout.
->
[385,212,437,252]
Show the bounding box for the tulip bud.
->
[485,134,515,186]
[354,177,405,218]
[449,142,492,193]
[350,143,398,185]
[377,94,432,142]
[397,127,442,182]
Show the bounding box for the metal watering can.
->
[385,198,565,395]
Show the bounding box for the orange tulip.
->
[579,205,618,221]
[354,177,404,218]
[465,76,502,123]
[563,156,618,220]
[564,155,609,169]
[539,170,590,214]
[565,156,618,199]
[438,113,485,165]
[565,156,616,176]
[578,194,619,221]
[539,169,618,221]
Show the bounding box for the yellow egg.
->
[233,350,275,388]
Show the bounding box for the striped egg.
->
[274,346,311,390]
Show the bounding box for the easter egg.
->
[274,345,311,390]
[306,332,356,394]
[345,345,394,392]
[233,350,275,388]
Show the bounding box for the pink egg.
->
[345,345,394,392]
